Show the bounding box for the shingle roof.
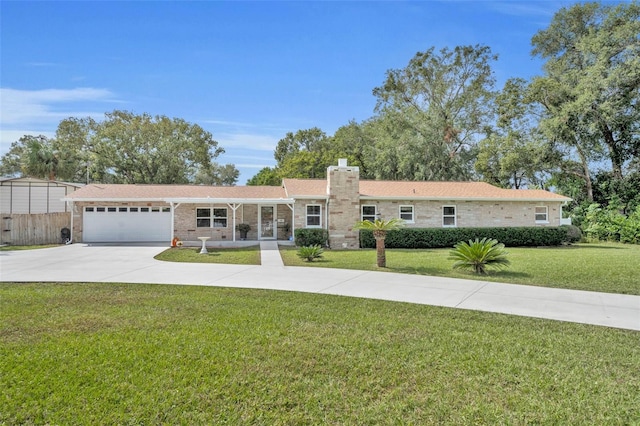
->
[282,179,327,197]
[65,184,288,201]
[65,180,571,202]
[283,179,571,201]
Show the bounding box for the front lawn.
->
[280,243,640,295]
[1,283,638,424]
[154,245,260,265]
[0,244,61,251]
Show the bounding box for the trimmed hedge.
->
[294,228,329,247]
[359,227,572,249]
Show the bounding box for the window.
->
[535,206,548,223]
[443,206,456,227]
[362,205,377,222]
[119,207,127,212]
[399,205,414,223]
[141,207,149,212]
[85,207,94,212]
[107,207,116,212]
[306,204,321,227]
[197,208,211,227]
[197,208,228,228]
[213,208,227,228]
[96,207,105,212]
[130,207,138,212]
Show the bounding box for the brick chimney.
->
[326,159,360,249]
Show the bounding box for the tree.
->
[246,166,281,186]
[52,110,225,184]
[531,2,640,183]
[0,137,29,177]
[372,45,498,180]
[194,163,239,186]
[353,218,404,268]
[475,78,557,189]
[274,127,330,165]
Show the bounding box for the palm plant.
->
[449,238,510,275]
[354,217,404,267]
[297,245,324,262]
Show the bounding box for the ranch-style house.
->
[64,159,571,248]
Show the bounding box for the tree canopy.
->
[1,110,238,185]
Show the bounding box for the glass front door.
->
[260,206,275,239]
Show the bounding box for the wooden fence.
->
[1,213,71,245]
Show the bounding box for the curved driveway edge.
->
[1,244,638,331]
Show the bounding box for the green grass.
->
[0,244,61,251]
[1,283,638,425]
[280,242,640,295]
[154,245,260,265]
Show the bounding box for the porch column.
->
[228,203,242,242]
[170,202,181,244]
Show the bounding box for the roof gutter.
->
[359,196,572,202]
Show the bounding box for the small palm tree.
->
[297,245,324,262]
[354,217,404,267]
[449,238,510,275]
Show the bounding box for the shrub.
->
[582,203,640,244]
[294,228,328,247]
[560,225,583,243]
[449,238,510,275]
[297,245,324,262]
[359,227,568,248]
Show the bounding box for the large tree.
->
[372,44,498,180]
[475,78,557,189]
[1,111,230,184]
[530,2,640,185]
[54,110,224,184]
[0,135,76,181]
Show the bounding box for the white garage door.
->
[83,206,171,242]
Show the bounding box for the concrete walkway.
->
[1,243,638,331]
[260,240,284,267]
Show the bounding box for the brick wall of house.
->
[363,200,563,228]
[173,203,293,242]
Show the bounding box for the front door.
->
[259,205,276,239]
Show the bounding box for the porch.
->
[170,200,296,243]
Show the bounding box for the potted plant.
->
[236,223,251,240]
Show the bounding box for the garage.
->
[83,206,171,242]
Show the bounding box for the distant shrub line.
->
[359,226,580,249]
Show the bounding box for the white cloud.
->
[0,87,120,155]
[0,87,115,125]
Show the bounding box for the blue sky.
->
[1,0,592,183]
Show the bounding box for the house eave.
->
[62,197,167,203]
[359,195,572,202]
[164,198,295,204]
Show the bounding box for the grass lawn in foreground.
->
[0,244,61,251]
[280,242,640,295]
[1,283,638,425]
[154,245,260,265]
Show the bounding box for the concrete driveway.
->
[1,243,639,331]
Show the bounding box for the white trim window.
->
[196,207,228,228]
[399,205,414,223]
[442,205,456,227]
[362,205,377,222]
[535,206,548,223]
[306,204,322,227]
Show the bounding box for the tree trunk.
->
[375,237,386,268]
